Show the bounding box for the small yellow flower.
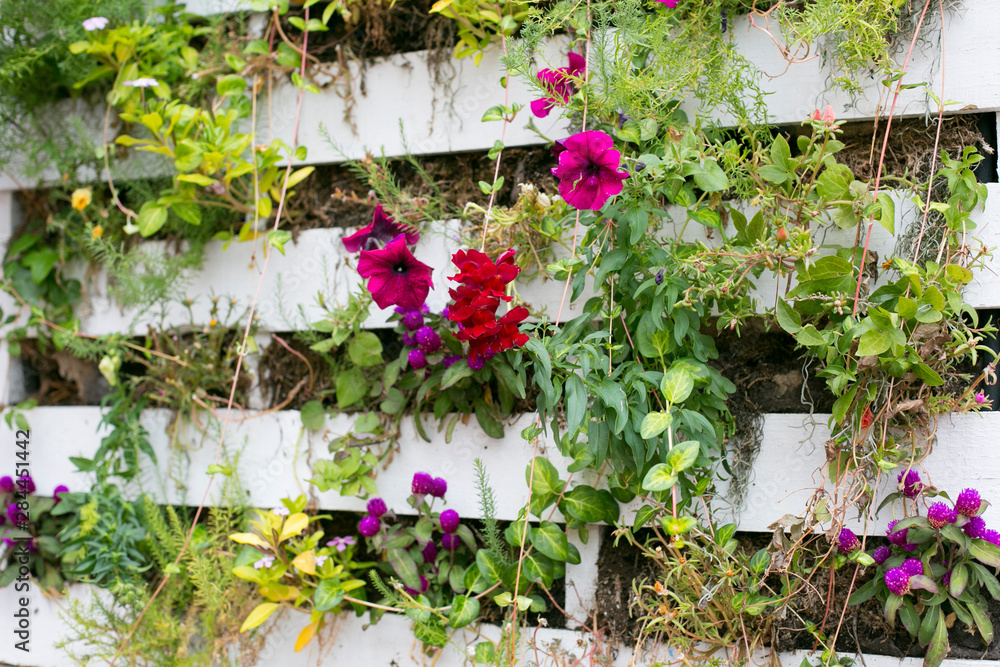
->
[209,318,218,327]
[91,225,103,240]
[71,188,92,211]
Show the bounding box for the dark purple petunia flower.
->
[838,528,860,553]
[897,470,923,499]
[342,204,419,253]
[357,235,434,310]
[885,567,911,596]
[441,533,460,551]
[551,131,629,211]
[928,502,957,529]
[531,52,586,118]
[412,472,434,496]
[440,509,460,534]
[955,488,982,517]
[430,477,447,499]
[358,515,381,537]
[366,497,387,518]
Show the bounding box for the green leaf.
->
[667,440,700,473]
[848,578,877,605]
[925,608,949,667]
[348,332,383,366]
[527,456,561,503]
[795,325,827,347]
[216,74,247,98]
[387,548,422,590]
[874,192,895,234]
[757,164,789,184]
[137,202,168,237]
[440,359,474,389]
[300,401,325,431]
[594,379,628,434]
[476,549,504,585]
[639,411,673,440]
[856,329,891,356]
[661,514,697,535]
[313,579,345,612]
[775,299,802,334]
[531,522,569,562]
[971,539,1000,567]
[770,134,791,171]
[693,159,729,192]
[448,595,480,628]
[660,368,694,405]
[968,601,994,644]
[336,368,367,408]
[266,229,292,255]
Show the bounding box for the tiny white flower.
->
[82,17,109,31]
[123,78,159,88]
[272,506,290,516]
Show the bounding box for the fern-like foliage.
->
[475,458,509,564]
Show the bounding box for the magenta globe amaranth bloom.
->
[441,533,460,551]
[886,520,908,546]
[955,488,982,517]
[412,472,434,496]
[885,567,911,596]
[0,477,13,493]
[897,470,923,499]
[964,516,987,539]
[927,502,957,529]
[430,477,447,499]
[408,349,427,370]
[415,326,442,354]
[837,528,860,553]
[53,485,69,503]
[402,310,424,331]
[358,515,381,537]
[901,558,923,576]
[551,131,629,211]
[366,497,387,518]
[872,546,891,565]
[440,509,460,534]
[17,476,34,494]
[357,235,434,310]
[5,504,20,524]
[422,541,438,564]
[985,529,1000,547]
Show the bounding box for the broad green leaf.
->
[348,332,383,366]
[137,202,168,237]
[448,595,480,628]
[300,401,325,431]
[476,550,505,585]
[660,368,694,404]
[531,522,569,561]
[667,440,700,473]
[856,329,891,357]
[775,298,802,334]
[641,463,677,492]
[240,602,279,632]
[640,411,673,439]
[795,325,827,348]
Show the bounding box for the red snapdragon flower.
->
[531,52,586,118]
[358,235,433,309]
[447,249,529,364]
[551,130,629,210]
[342,204,419,253]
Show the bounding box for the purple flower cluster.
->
[897,469,923,499]
[927,502,957,529]
[0,474,60,553]
[395,304,449,373]
[838,528,860,553]
[885,567,911,596]
[411,472,447,499]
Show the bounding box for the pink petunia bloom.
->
[531,52,586,118]
[358,235,434,310]
[342,204,420,253]
[551,131,629,210]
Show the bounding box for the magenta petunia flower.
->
[342,204,419,253]
[531,52,586,118]
[551,131,629,211]
[885,567,911,596]
[357,235,434,310]
[82,16,109,31]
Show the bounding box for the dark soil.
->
[283,146,560,233]
[17,339,108,406]
[593,527,658,645]
[259,332,335,410]
[710,318,835,415]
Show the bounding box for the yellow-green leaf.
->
[240,602,279,633]
[291,549,316,575]
[230,532,268,548]
[279,513,309,542]
[294,621,320,652]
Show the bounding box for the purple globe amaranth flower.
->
[442,354,462,368]
[422,541,438,564]
[955,488,982,517]
[404,575,430,596]
[408,349,427,370]
[358,515,381,537]
[942,570,952,586]
[342,204,420,253]
[2,537,12,547]
[440,307,450,320]
[964,516,987,539]
[430,477,447,499]
[468,356,485,371]
[985,529,1000,547]
[872,546,892,565]
[26,540,36,554]
[901,558,924,576]
[402,333,417,347]
[0,477,13,493]
[441,533,460,551]
[415,326,442,354]
[885,567,912,596]
[439,509,460,534]
[53,485,69,503]
[887,520,908,546]
[928,502,957,529]
[551,131,629,211]
[897,470,923,499]
[357,235,434,310]
[366,497,387,518]
[412,472,434,496]
[903,542,918,552]
[403,310,424,331]
[838,528,860,553]
[6,504,19,524]
[82,16,110,31]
